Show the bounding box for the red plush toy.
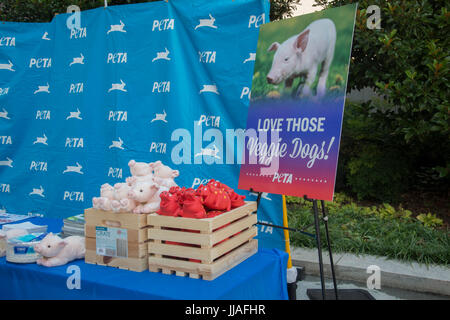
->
[196,184,231,211]
[181,193,207,219]
[228,191,246,208]
[157,191,182,217]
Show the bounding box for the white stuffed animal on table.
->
[34,233,85,267]
[92,183,115,211]
[152,161,179,188]
[128,181,168,214]
[110,182,136,212]
[126,160,154,186]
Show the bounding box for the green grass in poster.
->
[251,4,357,100]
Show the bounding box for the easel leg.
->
[312,200,326,300]
[321,200,338,300]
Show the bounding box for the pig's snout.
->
[127,190,135,199]
[267,76,275,84]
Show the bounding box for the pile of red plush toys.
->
[157,179,246,219]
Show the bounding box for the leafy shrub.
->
[416,213,444,229]
[287,193,450,265]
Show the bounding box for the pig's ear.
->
[58,241,68,248]
[295,29,310,52]
[267,42,280,52]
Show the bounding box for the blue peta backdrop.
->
[0,0,285,250]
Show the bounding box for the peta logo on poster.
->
[109,138,124,150]
[0,136,12,145]
[63,191,84,202]
[191,177,211,189]
[36,110,51,120]
[249,13,265,28]
[199,84,219,95]
[199,51,216,64]
[108,110,127,121]
[243,53,256,63]
[30,161,47,172]
[0,184,10,193]
[0,108,11,120]
[33,134,48,145]
[195,14,217,30]
[70,27,87,39]
[69,83,84,94]
[198,115,220,128]
[149,142,167,154]
[42,32,51,41]
[0,87,9,96]
[66,109,82,120]
[195,145,221,159]
[63,162,83,175]
[0,157,13,167]
[0,36,15,46]
[107,21,126,34]
[69,54,84,66]
[241,87,251,99]
[29,58,52,68]
[152,19,174,31]
[152,48,171,62]
[152,81,170,93]
[107,52,127,64]
[108,80,127,93]
[65,137,84,148]
[34,83,50,94]
[0,60,15,72]
[30,186,45,198]
[108,167,123,179]
[151,110,167,123]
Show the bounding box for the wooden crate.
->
[147,201,258,280]
[84,208,149,272]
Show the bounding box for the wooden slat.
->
[147,228,210,246]
[148,240,258,280]
[203,240,258,280]
[147,214,211,232]
[85,208,148,230]
[148,242,211,261]
[85,237,147,259]
[147,202,256,232]
[210,202,256,231]
[148,256,213,274]
[210,214,256,246]
[85,225,148,243]
[210,227,257,261]
[85,249,148,272]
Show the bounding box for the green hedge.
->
[286,194,449,265]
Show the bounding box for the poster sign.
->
[238,4,357,201]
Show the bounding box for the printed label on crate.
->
[95,226,128,258]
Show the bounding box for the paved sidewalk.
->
[296,275,449,300]
[291,246,450,297]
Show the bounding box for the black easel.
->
[303,195,338,300]
[250,189,340,300]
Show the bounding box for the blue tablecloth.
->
[0,217,288,300]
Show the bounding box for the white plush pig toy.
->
[34,233,85,267]
[126,160,154,186]
[266,18,336,98]
[92,183,115,211]
[152,161,179,188]
[110,182,136,212]
[128,181,168,214]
